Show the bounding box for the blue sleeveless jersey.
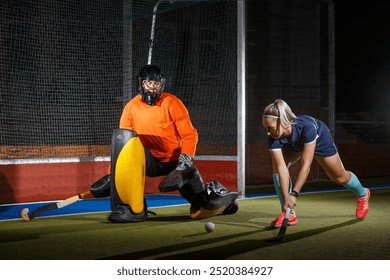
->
[267,115,337,157]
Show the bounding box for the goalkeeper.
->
[91,65,238,223]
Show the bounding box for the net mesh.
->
[246,0,334,144]
[0,0,237,160]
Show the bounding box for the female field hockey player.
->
[262,99,370,227]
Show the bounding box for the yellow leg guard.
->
[111,129,145,214]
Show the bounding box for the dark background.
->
[334,1,390,115]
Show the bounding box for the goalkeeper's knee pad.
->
[177,166,206,210]
[90,174,111,197]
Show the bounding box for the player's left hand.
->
[286,195,297,210]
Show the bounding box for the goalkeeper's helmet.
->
[137,65,166,106]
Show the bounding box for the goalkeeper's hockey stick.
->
[20,191,91,221]
[266,207,291,242]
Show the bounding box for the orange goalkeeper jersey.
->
[119,92,198,162]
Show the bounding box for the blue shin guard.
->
[273,173,292,206]
[343,172,366,198]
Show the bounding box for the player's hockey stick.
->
[20,191,91,221]
[266,207,291,242]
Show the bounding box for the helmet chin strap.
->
[141,90,161,106]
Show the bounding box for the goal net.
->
[0,0,238,161]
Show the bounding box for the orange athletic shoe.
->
[356,188,370,219]
[271,211,297,227]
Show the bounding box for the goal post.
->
[237,0,246,198]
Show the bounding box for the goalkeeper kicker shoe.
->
[108,204,148,223]
[356,188,370,219]
[271,210,297,228]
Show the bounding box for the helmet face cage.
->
[137,65,166,106]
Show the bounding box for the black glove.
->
[176,153,194,171]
